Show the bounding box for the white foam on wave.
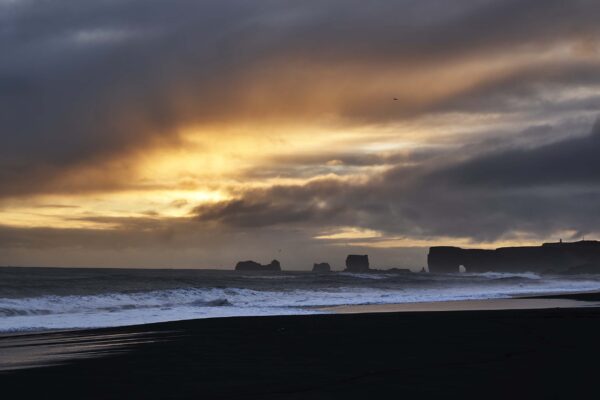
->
[462,271,543,280]
[2,275,600,332]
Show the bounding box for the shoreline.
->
[3,306,600,398]
[2,291,600,373]
[3,290,600,338]
[318,297,600,314]
[318,290,600,313]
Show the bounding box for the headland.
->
[428,240,600,274]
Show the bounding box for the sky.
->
[1,0,600,269]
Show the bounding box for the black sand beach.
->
[2,295,600,399]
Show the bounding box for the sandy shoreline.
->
[319,297,600,313]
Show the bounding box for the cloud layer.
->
[194,120,600,240]
[1,0,600,267]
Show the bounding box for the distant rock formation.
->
[312,262,331,273]
[235,259,282,272]
[428,240,600,274]
[345,255,370,272]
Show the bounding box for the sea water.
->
[2,267,600,332]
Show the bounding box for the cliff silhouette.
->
[428,240,600,274]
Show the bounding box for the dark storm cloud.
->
[195,118,600,241]
[374,118,600,240]
[193,179,359,228]
[2,0,600,197]
[438,118,600,187]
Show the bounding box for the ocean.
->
[2,266,600,333]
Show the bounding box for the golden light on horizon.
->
[314,227,384,240]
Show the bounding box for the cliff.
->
[428,240,600,274]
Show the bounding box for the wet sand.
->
[320,297,599,313]
[2,293,600,398]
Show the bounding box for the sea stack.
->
[235,259,282,272]
[312,262,331,273]
[344,255,370,272]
